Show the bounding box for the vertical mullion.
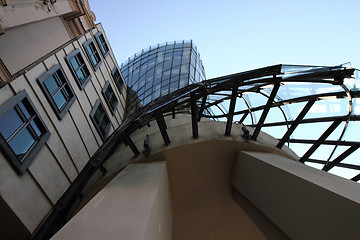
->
[225,87,238,136]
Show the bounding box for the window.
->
[95,32,110,57]
[38,64,76,120]
[0,90,50,174]
[90,99,111,140]
[102,81,118,115]
[112,67,124,93]
[66,49,91,89]
[83,39,102,70]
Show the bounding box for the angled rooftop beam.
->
[299,119,342,163]
[202,90,360,119]
[156,114,171,145]
[351,174,360,182]
[285,139,360,147]
[307,158,360,171]
[262,115,360,128]
[124,136,140,157]
[252,83,280,140]
[190,92,199,138]
[239,111,249,124]
[322,145,359,171]
[225,87,238,136]
[277,98,316,149]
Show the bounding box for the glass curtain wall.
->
[120,40,206,113]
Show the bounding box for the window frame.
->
[83,38,102,71]
[95,32,110,58]
[37,64,76,120]
[90,99,111,141]
[102,81,119,115]
[65,48,92,89]
[0,90,50,174]
[111,66,124,93]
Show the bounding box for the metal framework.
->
[32,64,360,239]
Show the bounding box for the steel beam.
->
[156,114,171,145]
[351,174,360,182]
[322,145,359,171]
[197,94,208,122]
[299,119,342,163]
[239,111,249,124]
[277,99,316,148]
[285,138,360,147]
[225,87,238,136]
[124,136,140,156]
[263,115,360,128]
[252,83,280,140]
[190,92,199,138]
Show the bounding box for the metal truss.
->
[33,64,360,239]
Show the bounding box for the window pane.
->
[94,107,103,123]
[99,118,108,135]
[63,87,71,99]
[110,95,117,107]
[0,108,24,140]
[76,54,85,65]
[105,87,112,99]
[181,65,189,75]
[91,55,98,65]
[53,91,67,110]
[172,56,181,67]
[101,45,108,54]
[30,119,42,137]
[86,45,92,53]
[18,101,31,119]
[76,69,85,83]
[70,57,80,70]
[44,76,60,95]
[9,127,35,161]
[163,60,172,71]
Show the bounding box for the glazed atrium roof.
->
[35,63,360,238]
[104,63,360,182]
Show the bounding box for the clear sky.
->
[88,0,360,79]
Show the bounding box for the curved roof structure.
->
[86,63,359,184]
[34,63,360,239]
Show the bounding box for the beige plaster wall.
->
[103,113,298,179]
[232,151,360,240]
[0,0,83,30]
[78,113,296,240]
[0,16,71,75]
[165,142,269,240]
[71,132,293,240]
[51,162,172,240]
[0,23,126,236]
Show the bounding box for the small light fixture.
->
[241,124,251,140]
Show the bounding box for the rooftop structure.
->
[120,40,205,115]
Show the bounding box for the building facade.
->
[120,40,206,114]
[1,1,360,240]
[0,1,126,239]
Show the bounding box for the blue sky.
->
[89,0,359,79]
